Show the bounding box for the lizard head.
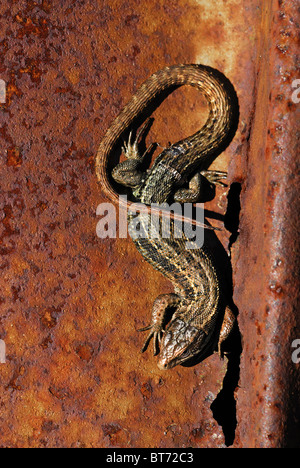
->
[156,318,214,370]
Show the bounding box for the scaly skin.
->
[96,64,238,369]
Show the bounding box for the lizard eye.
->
[157,320,200,369]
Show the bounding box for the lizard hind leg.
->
[173,172,203,203]
[200,169,227,187]
[217,305,236,358]
[111,120,153,188]
[173,169,227,203]
[138,293,180,356]
[122,119,150,161]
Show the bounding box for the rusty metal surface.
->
[233,0,300,448]
[0,0,298,448]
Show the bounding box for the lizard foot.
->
[122,119,152,160]
[139,324,164,356]
[200,169,228,187]
[138,293,180,356]
[174,170,227,203]
[112,119,153,188]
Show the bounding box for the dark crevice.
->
[224,182,242,255]
[180,180,242,446]
[210,181,242,447]
[210,323,242,446]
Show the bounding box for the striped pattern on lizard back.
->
[97,64,238,368]
[126,64,231,335]
[128,216,220,335]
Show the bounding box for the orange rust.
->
[0,0,298,449]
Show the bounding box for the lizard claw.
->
[138,324,164,356]
[138,293,179,356]
[200,169,228,187]
[122,119,152,161]
[122,130,139,160]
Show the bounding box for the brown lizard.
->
[95,64,238,369]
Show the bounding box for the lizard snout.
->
[156,319,200,369]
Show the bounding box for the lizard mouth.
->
[156,319,212,370]
[157,354,187,370]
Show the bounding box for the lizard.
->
[95,64,239,370]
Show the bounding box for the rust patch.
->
[0,0,297,449]
[232,0,300,448]
[6,147,23,167]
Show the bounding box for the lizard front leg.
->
[139,293,180,356]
